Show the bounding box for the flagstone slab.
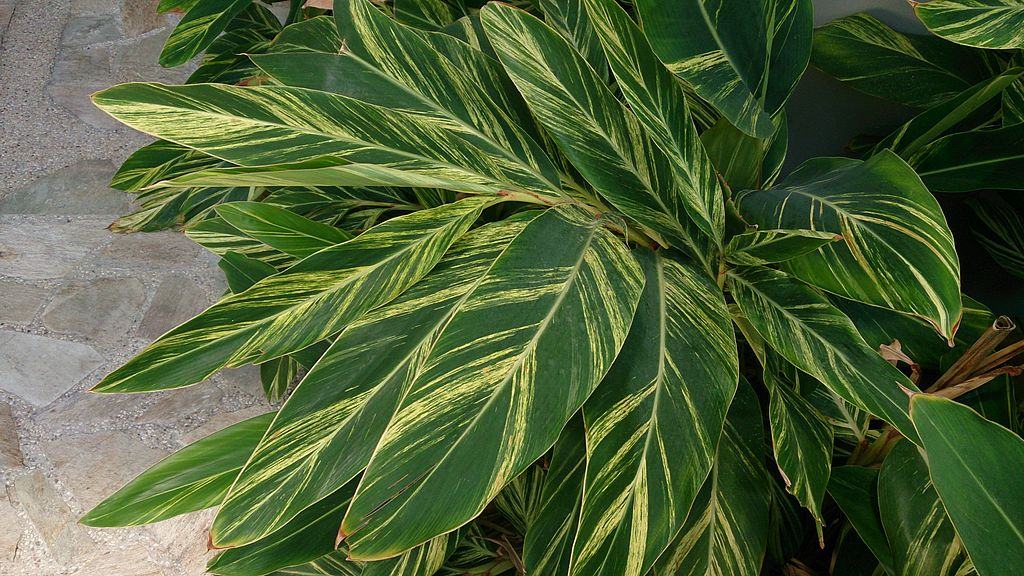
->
[0,161,127,215]
[0,331,102,407]
[137,274,208,340]
[42,277,146,341]
[0,281,48,325]
[13,473,89,566]
[0,217,112,281]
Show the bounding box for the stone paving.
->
[0,1,277,574]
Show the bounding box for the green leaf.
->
[91,82,560,198]
[81,412,273,527]
[212,215,533,547]
[216,202,352,259]
[874,68,1024,158]
[834,293,994,371]
[969,193,1024,279]
[523,417,585,576]
[361,532,460,576]
[160,0,254,67]
[912,122,1024,192]
[811,13,991,109]
[735,151,962,341]
[726,266,918,440]
[540,0,609,80]
[110,140,222,192]
[652,379,770,576]
[392,0,462,30]
[635,0,811,137]
[878,440,971,576]
[910,394,1024,576]
[582,0,726,243]
[570,253,738,576]
[1005,55,1024,125]
[93,197,494,394]
[916,0,1024,50]
[266,551,361,576]
[259,356,296,403]
[207,480,358,576]
[340,208,645,559]
[725,229,840,266]
[481,3,710,263]
[828,466,893,572]
[764,354,834,534]
[219,251,278,294]
[700,119,766,192]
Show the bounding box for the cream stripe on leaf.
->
[92,197,494,394]
[248,0,562,196]
[569,252,738,576]
[90,82,557,198]
[208,479,359,576]
[81,413,273,528]
[811,13,990,109]
[735,151,962,341]
[361,531,461,576]
[481,4,711,267]
[726,266,919,441]
[878,441,971,576]
[763,352,833,538]
[724,229,840,266]
[211,215,535,548]
[539,0,609,80]
[634,0,811,138]
[523,417,586,576]
[582,0,725,244]
[909,394,1024,576]
[651,379,770,576]
[392,0,462,30]
[216,201,352,259]
[160,0,253,67]
[916,0,1024,50]
[341,208,645,560]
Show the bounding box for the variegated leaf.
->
[828,466,893,572]
[1005,55,1024,125]
[361,531,460,576]
[540,0,608,80]
[726,266,918,440]
[481,4,711,265]
[764,353,834,535]
[160,0,253,67]
[523,417,586,576]
[651,379,770,576]
[93,197,494,394]
[341,208,645,559]
[91,82,559,198]
[874,68,1024,158]
[212,215,533,547]
[249,0,561,195]
[110,140,222,192]
[910,394,1024,576]
[268,551,361,576]
[912,122,1024,192]
[635,0,811,138]
[916,0,1024,50]
[259,356,297,403]
[724,229,840,266]
[216,202,352,259]
[392,0,462,31]
[582,0,725,243]
[208,480,358,576]
[879,440,971,576]
[219,251,278,294]
[81,413,273,527]
[735,152,962,341]
[811,13,992,108]
[570,252,738,576]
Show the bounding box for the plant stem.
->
[928,316,1015,392]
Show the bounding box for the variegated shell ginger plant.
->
[81,0,1024,575]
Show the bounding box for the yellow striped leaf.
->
[481,4,712,265]
[341,208,645,560]
[635,0,811,138]
[916,0,1024,50]
[652,379,770,576]
[726,266,919,440]
[93,197,494,394]
[582,0,725,243]
[539,0,609,80]
[735,151,962,341]
[216,201,352,259]
[160,0,253,67]
[725,229,840,266]
[211,215,534,547]
[570,253,738,576]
